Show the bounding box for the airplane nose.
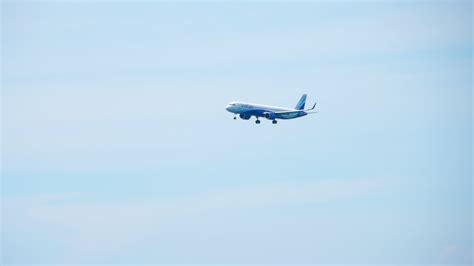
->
[225,105,232,111]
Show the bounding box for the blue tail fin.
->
[295,94,307,110]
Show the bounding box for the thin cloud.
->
[2,177,388,262]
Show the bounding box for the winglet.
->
[306,101,317,111]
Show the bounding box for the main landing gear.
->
[254,118,277,124]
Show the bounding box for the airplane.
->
[225,94,317,124]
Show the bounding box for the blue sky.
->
[1,1,472,264]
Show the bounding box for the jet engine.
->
[263,112,276,120]
[239,113,251,120]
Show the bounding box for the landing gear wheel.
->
[272,120,277,124]
[255,120,261,124]
[233,116,237,120]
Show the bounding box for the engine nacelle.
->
[239,113,251,120]
[263,112,276,120]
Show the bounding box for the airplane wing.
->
[275,110,318,115]
[274,102,317,115]
[274,110,308,119]
[275,110,305,115]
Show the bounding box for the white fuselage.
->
[225,102,293,113]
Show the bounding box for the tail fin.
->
[295,94,307,110]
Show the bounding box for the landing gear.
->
[233,116,237,120]
[255,119,261,124]
[272,120,278,124]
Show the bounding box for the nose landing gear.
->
[255,119,261,124]
[272,120,277,124]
